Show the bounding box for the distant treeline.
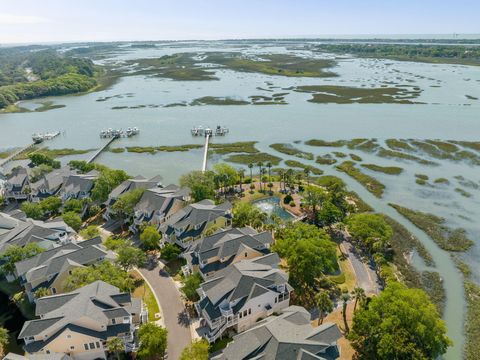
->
[0,48,97,109]
[313,43,480,65]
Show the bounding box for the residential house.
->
[30,167,76,203]
[183,227,273,279]
[0,211,76,255]
[211,305,342,360]
[195,254,292,343]
[130,184,190,232]
[4,353,73,360]
[103,175,163,220]
[59,171,99,201]
[161,199,232,249]
[14,237,115,302]
[4,166,30,201]
[19,280,146,360]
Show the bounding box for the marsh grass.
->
[389,203,474,251]
[225,152,282,165]
[269,143,314,160]
[336,161,385,198]
[361,163,403,175]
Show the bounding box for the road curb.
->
[135,267,165,327]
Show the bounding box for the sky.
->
[0,0,479,44]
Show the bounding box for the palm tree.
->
[304,168,311,185]
[248,163,254,183]
[257,162,263,191]
[315,291,333,325]
[0,327,9,359]
[266,162,272,182]
[286,169,294,190]
[351,287,366,312]
[107,336,124,360]
[341,293,351,334]
[238,168,245,192]
[260,168,267,193]
[278,169,285,192]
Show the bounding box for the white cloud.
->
[0,13,49,25]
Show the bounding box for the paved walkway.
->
[340,241,381,295]
[140,263,191,360]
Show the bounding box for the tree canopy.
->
[91,168,129,202]
[65,261,134,292]
[179,170,215,202]
[348,282,451,360]
[111,188,145,222]
[181,273,203,302]
[116,246,146,271]
[346,213,393,253]
[137,323,168,360]
[180,339,209,360]
[232,202,267,229]
[0,243,44,275]
[62,212,82,231]
[140,226,161,250]
[274,222,337,296]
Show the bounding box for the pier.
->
[201,133,211,172]
[0,143,36,168]
[87,136,118,164]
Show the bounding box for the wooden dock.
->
[201,133,211,172]
[87,136,119,164]
[0,143,36,168]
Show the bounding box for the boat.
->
[32,133,44,144]
[215,125,229,136]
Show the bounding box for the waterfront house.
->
[19,280,146,360]
[161,199,232,249]
[183,227,273,279]
[0,211,76,255]
[30,167,76,203]
[59,171,99,201]
[4,353,73,360]
[14,237,115,302]
[195,254,292,343]
[4,166,30,202]
[129,184,190,232]
[211,305,342,360]
[103,175,163,220]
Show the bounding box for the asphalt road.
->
[341,241,381,295]
[140,263,191,360]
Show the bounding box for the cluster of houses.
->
[1,164,341,360]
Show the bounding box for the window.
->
[239,312,242,318]
[248,309,252,315]
[96,342,101,348]
[66,334,71,338]
[112,318,116,324]
[70,346,75,350]
[84,344,89,350]
[89,343,95,350]
[244,252,248,257]
[46,350,50,354]
[51,288,57,294]
[275,297,278,303]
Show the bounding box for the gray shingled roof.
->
[30,167,75,194]
[212,306,342,360]
[106,175,162,205]
[198,255,288,321]
[20,281,137,340]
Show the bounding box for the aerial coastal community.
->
[0,12,479,359]
[0,140,451,360]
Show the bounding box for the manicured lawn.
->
[131,271,160,322]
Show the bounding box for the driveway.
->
[140,263,191,360]
[341,241,381,295]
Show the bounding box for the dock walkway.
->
[201,133,210,172]
[0,143,36,168]
[87,136,118,164]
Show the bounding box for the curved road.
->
[140,264,191,360]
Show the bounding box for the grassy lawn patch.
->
[389,204,474,251]
[131,271,160,322]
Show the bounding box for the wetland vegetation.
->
[389,204,474,252]
[361,163,403,175]
[294,85,423,104]
[269,143,314,160]
[336,161,385,198]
